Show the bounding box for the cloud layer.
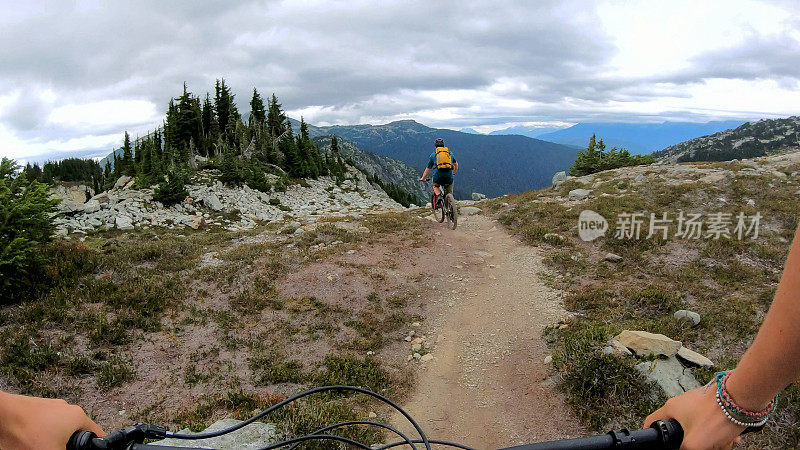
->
[1,0,800,160]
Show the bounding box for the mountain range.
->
[653,116,800,163]
[488,125,568,139]
[535,121,746,154]
[306,120,579,198]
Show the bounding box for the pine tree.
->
[267,93,287,139]
[121,131,134,176]
[281,121,302,177]
[249,88,266,129]
[0,158,60,303]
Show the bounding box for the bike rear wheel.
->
[446,194,457,229]
[433,195,445,223]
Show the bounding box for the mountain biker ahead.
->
[420,138,458,197]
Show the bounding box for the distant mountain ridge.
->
[306,120,579,198]
[488,125,568,138]
[312,135,425,202]
[653,116,800,163]
[537,121,746,155]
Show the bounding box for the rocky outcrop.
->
[53,168,404,235]
[50,184,93,213]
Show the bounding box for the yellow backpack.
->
[435,147,453,170]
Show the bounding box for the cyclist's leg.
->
[432,182,441,196]
[444,182,453,196]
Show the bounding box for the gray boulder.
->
[471,192,487,201]
[604,252,623,263]
[115,216,133,230]
[150,418,276,449]
[567,188,592,201]
[636,356,701,398]
[552,171,567,187]
[83,199,101,214]
[674,310,701,327]
[204,193,223,211]
[459,206,482,216]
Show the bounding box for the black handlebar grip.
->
[67,430,97,450]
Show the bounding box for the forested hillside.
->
[311,120,579,198]
[653,116,800,163]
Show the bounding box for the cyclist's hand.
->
[0,391,105,450]
[644,386,743,450]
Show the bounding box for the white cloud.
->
[48,99,159,130]
[1,0,800,161]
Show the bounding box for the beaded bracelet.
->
[712,371,778,428]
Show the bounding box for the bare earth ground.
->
[396,213,584,449]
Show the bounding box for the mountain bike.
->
[422,178,457,230]
[65,383,763,450]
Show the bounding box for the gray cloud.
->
[0,0,799,159]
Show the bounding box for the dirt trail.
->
[395,213,584,449]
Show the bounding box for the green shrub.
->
[153,171,189,206]
[0,158,60,303]
[269,198,281,206]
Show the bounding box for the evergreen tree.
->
[267,93,287,139]
[0,158,60,303]
[121,131,134,176]
[214,78,240,145]
[249,88,266,129]
[281,121,302,177]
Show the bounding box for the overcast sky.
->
[2,0,800,162]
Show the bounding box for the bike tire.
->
[446,194,457,230]
[434,199,445,223]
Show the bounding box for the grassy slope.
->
[487,156,800,448]
[0,212,429,448]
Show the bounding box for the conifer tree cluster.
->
[24,79,412,204]
[569,134,655,176]
[97,79,341,194]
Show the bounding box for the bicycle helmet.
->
[434,138,445,147]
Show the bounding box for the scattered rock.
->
[113,176,133,190]
[420,354,434,363]
[608,339,633,355]
[616,330,681,357]
[411,343,422,351]
[294,227,304,235]
[544,355,553,365]
[552,171,567,188]
[676,346,714,368]
[150,418,276,448]
[746,199,756,207]
[368,412,377,419]
[604,252,623,263]
[471,192,486,201]
[673,310,701,327]
[567,188,592,201]
[115,216,134,230]
[636,356,700,398]
[82,199,101,213]
[413,353,422,360]
[459,206,482,216]
[501,202,509,207]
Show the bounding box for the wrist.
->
[726,371,774,412]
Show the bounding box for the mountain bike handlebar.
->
[501,419,683,450]
[66,386,762,450]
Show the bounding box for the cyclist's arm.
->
[0,390,105,450]
[453,161,458,174]
[645,223,800,448]
[421,167,431,181]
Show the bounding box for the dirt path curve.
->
[394,213,584,449]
